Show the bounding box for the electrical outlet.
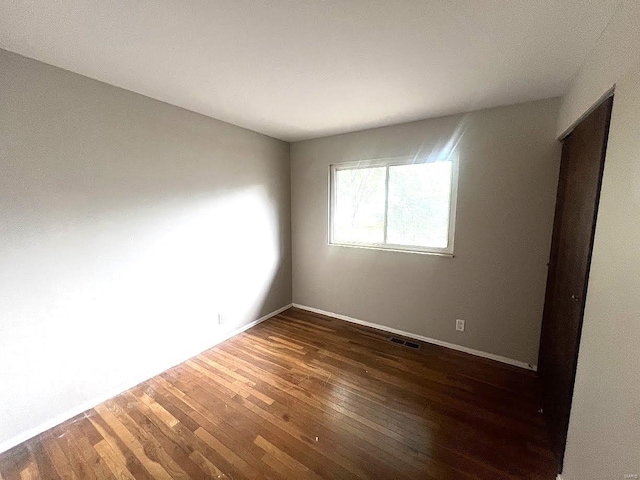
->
[456,319,465,332]
[218,313,225,325]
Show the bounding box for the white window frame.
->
[328,154,459,256]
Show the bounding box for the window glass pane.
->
[334,166,386,244]
[387,161,452,248]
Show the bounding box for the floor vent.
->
[388,337,420,349]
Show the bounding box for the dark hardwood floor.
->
[0,307,556,479]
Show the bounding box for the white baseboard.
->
[0,303,292,455]
[292,303,536,371]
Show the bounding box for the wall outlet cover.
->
[456,319,465,331]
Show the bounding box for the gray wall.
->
[556,0,640,477]
[291,98,561,366]
[0,49,291,449]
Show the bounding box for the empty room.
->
[1,1,638,479]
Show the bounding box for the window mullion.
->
[383,166,390,244]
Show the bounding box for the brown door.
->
[537,96,613,473]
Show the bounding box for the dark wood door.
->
[538,96,613,473]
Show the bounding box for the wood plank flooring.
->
[0,307,556,479]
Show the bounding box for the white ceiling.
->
[0,1,622,141]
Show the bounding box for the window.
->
[329,155,458,255]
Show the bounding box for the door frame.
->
[537,94,614,473]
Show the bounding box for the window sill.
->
[328,242,455,258]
